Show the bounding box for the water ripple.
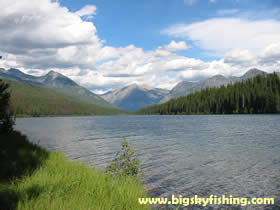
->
[15,115,280,209]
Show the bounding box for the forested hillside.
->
[137,73,280,115]
[3,79,125,116]
[0,68,114,107]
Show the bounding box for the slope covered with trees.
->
[137,73,280,115]
[3,79,125,116]
[0,68,114,108]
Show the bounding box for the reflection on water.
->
[16,115,280,209]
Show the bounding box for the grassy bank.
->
[0,131,149,210]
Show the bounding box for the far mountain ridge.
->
[200,74,231,89]
[239,68,267,80]
[102,68,273,109]
[0,67,275,111]
[0,68,114,107]
[160,68,270,103]
[39,70,78,87]
[101,83,169,111]
[2,78,124,116]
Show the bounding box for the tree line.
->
[137,73,280,115]
[0,79,14,133]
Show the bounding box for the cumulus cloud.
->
[159,15,280,85]
[0,0,108,70]
[259,42,280,64]
[97,43,195,78]
[157,40,190,52]
[163,16,280,77]
[0,0,99,52]
[224,49,256,66]
[222,42,280,71]
[163,18,280,55]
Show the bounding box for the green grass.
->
[0,131,150,210]
[3,79,128,116]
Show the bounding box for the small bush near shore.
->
[106,137,143,177]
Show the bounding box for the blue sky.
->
[1,0,280,92]
[59,0,280,61]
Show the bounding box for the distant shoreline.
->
[15,112,280,119]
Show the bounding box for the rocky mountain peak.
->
[242,68,266,79]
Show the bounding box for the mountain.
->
[161,68,268,103]
[38,70,78,87]
[160,75,232,103]
[101,84,169,111]
[162,81,198,103]
[138,73,280,115]
[0,68,113,107]
[1,67,272,112]
[2,79,125,116]
[200,75,232,89]
[238,68,267,81]
[36,71,111,107]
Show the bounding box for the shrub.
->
[106,137,142,177]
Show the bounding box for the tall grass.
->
[0,131,150,210]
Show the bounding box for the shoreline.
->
[0,131,149,209]
[15,112,280,119]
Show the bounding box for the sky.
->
[0,0,280,93]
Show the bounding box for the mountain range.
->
[0,68,275,112]
[0,68,113,107]
[101,68,271,110]
[160,68,269,103]
[101,84,169,111]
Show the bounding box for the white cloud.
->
[224,48,256,66]
[209,0,216,3]
[158,40,190,52]
[260,42,280,62]
[163,18,280,55]
[75,5,96,17]
[0,0,100,53]
[154,40,189,57]
[0,0,110,70]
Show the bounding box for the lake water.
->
[15,115,280,209]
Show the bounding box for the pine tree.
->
[0,80,15,133]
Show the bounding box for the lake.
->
[15,115,280,209]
